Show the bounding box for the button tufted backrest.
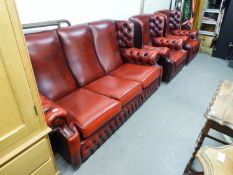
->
[130,14,166,47]
[130,14,152,46]
[157,10,182,35]
[89,20,123,73]
[25,30,78,101]
[115,20,134,48]
[57,24,105,87]
[150,14,166,38]
[169,10,182,30]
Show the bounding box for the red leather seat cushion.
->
[85,75,142,105]
[187,40,201,52]
[169,50,188,66]
[56,89,121,138]
[110,64,162,88]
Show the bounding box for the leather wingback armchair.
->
[25,20,163,168]
[156,10,201,63]
[129,14,188,82]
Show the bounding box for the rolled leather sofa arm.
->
[171,29,198,40]
[40,94,72,128]
[167,35,189,43]
[52,123,82,168]
[152,37,185,50]
[144,45,170,58]
[121,48,159,65]
[40,94,82,167]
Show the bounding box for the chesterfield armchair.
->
[129,14,188,82]
[156,10,201,63]
[115,20,160,65]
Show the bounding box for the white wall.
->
[144,0,171,13]
[16,0,141,25]
[16,0,171,25]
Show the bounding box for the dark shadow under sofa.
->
[25,20,163,168]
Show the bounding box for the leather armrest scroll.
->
[152,37,185,50]
[121,48,159,65]
[40,94,72,128]
[171,29,198,40]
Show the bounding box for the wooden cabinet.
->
[0,0,59,174]
[0,138,57,175]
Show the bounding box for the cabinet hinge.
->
[34,106,38,116]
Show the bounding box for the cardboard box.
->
[199,46,213,55]
[199,35,214,48]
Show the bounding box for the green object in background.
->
[175,0,184,11]
[183,0,193,29]
[174,0,194,30]
[183,0,192,21]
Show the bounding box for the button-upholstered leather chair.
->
[156,10,201,63]
[130,14,188,82]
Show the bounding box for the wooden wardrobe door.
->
[0,0,41,151]
[0,1,58,174]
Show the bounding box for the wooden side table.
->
[184,80,233,173]
[196,145,233,175]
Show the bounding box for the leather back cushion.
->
[168,10,182,30]
[57,24,105,87]
[150,14,166,37]
[115,21,134,48]
[158,10,182,31]
[25,31,77,101]
[89,20,123,73]
[130,15,151,45]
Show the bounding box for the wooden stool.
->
[196,145,233,175]
[184,80,233,173]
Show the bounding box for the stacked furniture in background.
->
[25,20,162,168]
[129,13,188,82]
[157,10,201,63]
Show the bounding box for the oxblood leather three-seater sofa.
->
[25,20,163,168]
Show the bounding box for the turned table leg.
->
[184,120,212,173]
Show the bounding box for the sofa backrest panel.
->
[130,15,151,46]
[25,30,78,101]
[57,24,105,87]
[150,14,166,38]
[157,10,182,35]
[89,20,123,73]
